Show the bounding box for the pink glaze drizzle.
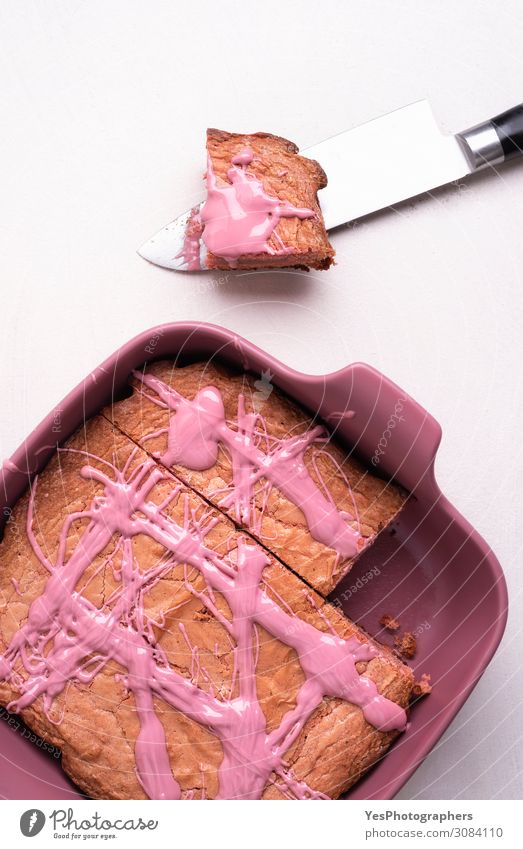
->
[10,577,22,596]
[0,447,405,800]
[134,372,361,560]
[200,148,315,266]
[175,206,204,271]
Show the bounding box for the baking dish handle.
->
[313,362,442,498]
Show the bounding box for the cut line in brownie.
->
[0,416,413,800]
[104,359,408,596]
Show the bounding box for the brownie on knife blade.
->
[199,129,335,271]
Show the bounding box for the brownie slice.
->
[0,417,413,800]
[105,360,408,596]
[202,129,335,271]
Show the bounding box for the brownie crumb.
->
[412,673,432,697]
[394,631,417,659]
[193,609,212,622]
[379,614,400,632]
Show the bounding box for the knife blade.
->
[138,99,523,271]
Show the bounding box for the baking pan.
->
[0,321,508,800]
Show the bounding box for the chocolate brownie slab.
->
[106,360,408,596]
[201,129,335,270]
[0,416,413,799]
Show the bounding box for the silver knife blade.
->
[305,99,471,228]
[138,100,472,271]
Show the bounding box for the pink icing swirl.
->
[136,372,362,560]
[200,148,315,266]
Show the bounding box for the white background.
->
[1,0,522,800]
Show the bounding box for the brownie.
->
[203,129,335,270]
[105,360,408,596]
[0,417,413,800]
[394,632,417,659]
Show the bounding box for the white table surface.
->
[1,0,522,800]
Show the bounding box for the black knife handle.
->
[491,104,523,161]
[458,103,523,170]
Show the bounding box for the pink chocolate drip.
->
[0,446,405,799]
[175,205,204,271]
[135,372,361,560]
[200,148,315,266]
[10,577,23,596]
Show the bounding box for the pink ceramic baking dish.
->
[0,322,508,800]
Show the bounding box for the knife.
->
[138,99,523,271]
